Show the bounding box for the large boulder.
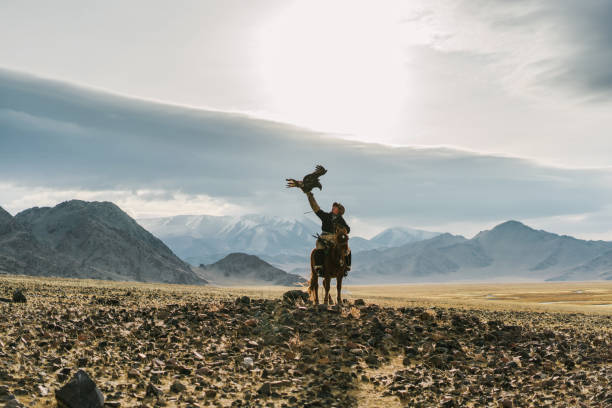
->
[55,370,104,408]
[12,290,26,303]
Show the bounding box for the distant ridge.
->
[351,220,612,283]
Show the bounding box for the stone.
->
[257,382,271,396]
[127,368,140,379]
[236,296,250,305]
[170,380,186,393]
[282,290,309,303]
[244,319,258,327]
[354,299,366,306]
[243,357,254,369]
[37,385,49,396]
[12,290,26,303]
[420,309,436,321]
[55,369,104,408]
[4,399,25,408]
[145,383,162,398]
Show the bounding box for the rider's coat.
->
[315,209,351,234]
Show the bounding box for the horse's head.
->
[335,226,349,248]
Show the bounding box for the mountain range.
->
[137,214,439,271]
[138,214,612,283]
[350,221,612,283]
[0,201,205,284]
[3,200,612,285]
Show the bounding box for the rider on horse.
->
[305,191,352,276]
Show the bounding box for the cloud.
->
[541,0,612,100]
[0,183,248,219]
[423,0,612,102]
[2,69,612,235]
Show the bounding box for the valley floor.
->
[0,276,610,407]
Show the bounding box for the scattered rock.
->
[354,298,366,306]
[0,278,609,408]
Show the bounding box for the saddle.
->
[314,233,335,256]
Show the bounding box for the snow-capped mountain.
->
[138,214,322,265]
[369,227,440,248]
[137,214,440,269]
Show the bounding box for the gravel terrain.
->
[0,277,610,407]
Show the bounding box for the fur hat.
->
[333,202,345,215]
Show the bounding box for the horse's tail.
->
[308,249,317,302]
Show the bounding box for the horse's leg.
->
[336,275,343,307]
[309,250,319,305]
[323,277,331,305]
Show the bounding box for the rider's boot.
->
[314,249,325,277]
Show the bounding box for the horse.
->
[308,226,350,306]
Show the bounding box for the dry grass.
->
[341,281,612,315]
[2,275,611,315]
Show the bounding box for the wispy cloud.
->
[0,183,248,219]
[403,0,612,102]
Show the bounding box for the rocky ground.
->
[0,278,610,407]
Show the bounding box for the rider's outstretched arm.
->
[306,191,320,213]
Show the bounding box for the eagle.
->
[286,165,327,193]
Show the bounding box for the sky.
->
[1,0,612,239]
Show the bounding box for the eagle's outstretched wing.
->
[312,165,327,178]
[285,164,327,193]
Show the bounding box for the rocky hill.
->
[3,201,205,284]
[196,252,306,286]
[0,206,77,277]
